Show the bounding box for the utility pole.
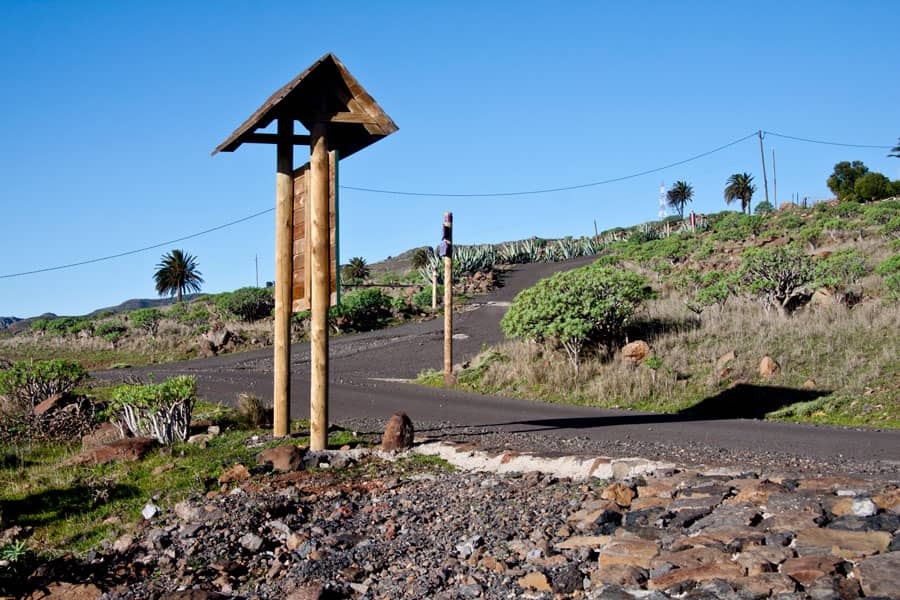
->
[771,147,777,207]
[758,130,770,205]
[441,212,453,386]
[255,254,259,287]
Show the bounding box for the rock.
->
[621,340,651,365]
[597,538,659,569]
[257,445,306,472]
[151,462,175,476]
[716,350,736,377]
[550,562,583,594]
[802,379,817,390]
[794,527,890,558]
[381,412,414,451]
[732,574,798,597]
[734,544,792,575]
[113,534,134,553]
[218,463,251,484]
[601,483,636,508]
[872,487,900,513]
[653,546,731,569]
[850,498,877,517]
[455,534,483,559]
[66,437,155,466]
[518,571,551,592]
[780,555,846,587]
[33,393,66,416]
[239,532,264,552]
[25,582,102,599]
[854,552,900,598]
[142,502,160,520]
[81,422,124,450]
[554,535,610,550]
[647,560,744,591]
[284,585,325,600]
[159,592,234,599]
[759,355,780,378]
[202,325,231,350]
[187,433,211,447]
[567,499,621,533]
[591,563,649,587]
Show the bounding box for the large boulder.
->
[257,445,306,472]
[621,341,651,365]
[381,412,414,451]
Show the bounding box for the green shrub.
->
[94,320,127,344]
[0,359,87,412]
[854,172,892,203]
[215,287,275,321]
[695,271,738,309]
[876,254,900,277]
[863,200,900,225]
[882,216,900,239]
[167,302,210,325]
[501,265,651,373]
[884,273,900,299]
[712,212,762,241]
[776,214,805,231]
[34,317,92,337]
[129,308,163,336]
[798,224,823,248]
[741,246,815,315]
[754,201,774,214]
[814,249,868,290]
[109,376,196,445]
[334,289,394,332]
[412,286,442,309]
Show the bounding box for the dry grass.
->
[468,291,899,427]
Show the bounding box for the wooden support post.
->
[431,266,438,310]
[309,122,330,451]
[442,212,453,386]
[273,118,293,438]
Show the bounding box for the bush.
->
[109,376,196,445]
[412,285,442,309]
[501,264,651,373]
[0,359,87,412]
[741,246,815,315]
[32,317,91,337]
[754,201,774,214]
[814,249,868,290]
[827,160,869,201]
[129,308,163,336]
[776,214,805,231]
[863,200,900,225]
[215,287,275,321]
[854,172,892,203]
[695,271,738,309]
[333,289,394,332]
[882,216,900,239]
[94,320,127,344]
[167,302,210,325]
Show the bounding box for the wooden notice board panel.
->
[292,150,339,312]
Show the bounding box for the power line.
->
[2,128,891,280]
[763,131,893,149]
[0,207,274,279]
[341,131,760,197]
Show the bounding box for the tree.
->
[741,246,814,317]
[342,256,370,282]
[500,265,650,374]
[724,173,756,214]
[826,161,869,201]
[411,247,433,270]
[889,138,900,159]
[666,181,693,219]
[154,249,203,303]
[854,172,892,203]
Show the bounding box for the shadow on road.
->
[418,384,831,435]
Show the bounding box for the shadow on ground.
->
[418,384,832,435]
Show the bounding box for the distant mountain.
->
[0,316,21,331]
[2,294,204,335]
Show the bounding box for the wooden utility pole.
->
[758,130,770,206]
[273,118,294,438]
[771,147,777,207]
[309,122,330,451]
[442,212,453,385]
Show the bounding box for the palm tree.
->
[667,181,694,219]
[154,249,203,303]
[411,247,433,270]
[724,173,757,214]
[342,256,370,281]
[889,138,900,158]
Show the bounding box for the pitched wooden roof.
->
[212,53,398,159]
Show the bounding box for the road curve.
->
[95,256,900,479]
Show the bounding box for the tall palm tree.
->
[154,249,203,303]
[724,173,757,214]
[889,137,900,158]
[343,256,370,281]
[667,181,694,219]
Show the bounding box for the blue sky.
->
[2,1,898,318]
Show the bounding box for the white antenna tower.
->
[658,180,668,219]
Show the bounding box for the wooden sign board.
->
[292,150,339,312]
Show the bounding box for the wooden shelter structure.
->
[213,53,397,449]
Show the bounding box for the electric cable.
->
[763,131,892,149]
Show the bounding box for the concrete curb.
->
[411,440,677,481]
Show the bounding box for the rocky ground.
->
[14,430,900,600]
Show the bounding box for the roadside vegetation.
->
[420,193,900,428]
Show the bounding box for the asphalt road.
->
[94,256,900,478]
